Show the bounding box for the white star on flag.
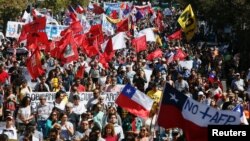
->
[126,88,131,94]
[170,93,178,103]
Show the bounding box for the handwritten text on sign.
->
[182,98,241,127]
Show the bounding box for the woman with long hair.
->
[59,113,74,141]
[102,123,118,141]
[45,111,60,138]
[16,96,35,134]
[135,126,152,141]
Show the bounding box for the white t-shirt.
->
[72,102,87,115]
[0,127,18,140]
[60,122,73,140]
[17,106,31,123]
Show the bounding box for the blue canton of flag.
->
[233,104,243,117]
[121,84,136,98]
[162,83,188,110]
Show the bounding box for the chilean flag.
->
[158,83,241,141]
[115,84,154,119]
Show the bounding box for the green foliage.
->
[42,0,89,14]
[0,0,28,32]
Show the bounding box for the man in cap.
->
[0,115,17,140]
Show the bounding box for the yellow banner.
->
[178,4,197,41]
[106,16,121,24]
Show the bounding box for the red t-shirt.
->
[77,84,86,92]
[105,135,118,141]
[0,71,9,84]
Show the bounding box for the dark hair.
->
[20,96,31,107]
[55,90,65,99]
[50,128,60,135]
[0,134,8,141]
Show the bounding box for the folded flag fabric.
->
[158,83,241,141]
[115,84,154,119]
[233,104,249,125]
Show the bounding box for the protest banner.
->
[6,21,24,38]
[45,24,68,39]
[27,91,120,109]
[179,60,193,70]
[101,92,119,107]
[103,2,121,18]
[102,14,115,36]
[6,21,68,40]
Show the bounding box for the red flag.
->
[76,4,85,14]
[132,35,147,53]
[74,33,88,47]
[168,30,182,40]
[116,18,129,32]
[84,37,99,58]
[45,40,56,53]
[174,49,187,61]
[146,49,163,61]
[59,33,79,64]
[75,65,85,79]
[103,39,115,61]
[99,53,109,69]
[155,11,164,31]
[25,17,46,33]
[88,24,104,44]
[26,32,49,50]
[88,24,102,35]
[17,27,27,43]
[93,4,104,15]
[61,21,83,36]
[26,46,45,79]
[70,21,83,33]
[110,10,118,19]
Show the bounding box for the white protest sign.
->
[6,21,24,38]
[101,92,119,107]
[102,14,115,36]
[27,91,120,109]
[182,98,241,126]
[78,92,94,106]
[45,24,68,39]
[144,68,153,89]
[112,32,127,50]
[6,21,68,40]
[179,60,193,70]
[138,28,156,42]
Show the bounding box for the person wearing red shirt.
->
[73,78,85,92]
[0,64,9,85]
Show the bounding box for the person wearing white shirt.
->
[72,95,86,115]
[53,90,66,111]
[0,115,17,140]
